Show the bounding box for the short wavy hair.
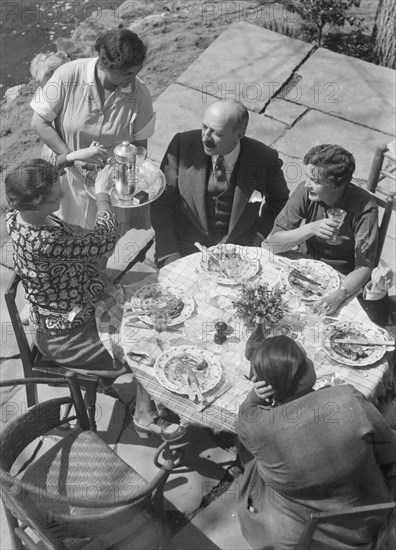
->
[304,144,356,188]
[251,336,308,402]
[5,159,59,211]
[95,28,146,70]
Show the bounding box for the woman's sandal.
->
[134,417,187,442]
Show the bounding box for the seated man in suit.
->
[150,99,289,266]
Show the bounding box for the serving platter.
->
[200,243,260,285]
[154,345,223,395]
[129,283,194,327]
[84,160,166,208]
[322,320,394,367]
[280,259,340,301]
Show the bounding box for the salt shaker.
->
[214,321,228,345]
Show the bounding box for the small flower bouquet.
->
[233,281,285,328]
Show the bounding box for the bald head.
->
[201,100,249,156]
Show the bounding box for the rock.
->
[4,85,24,104]
[85,9,120,32]
[30,52,69,86]
[116,1,151,20]
[56,36,95,60]
[71,21,98,43]
[142,13,170,26]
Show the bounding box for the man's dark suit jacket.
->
[150,130,289,259]
[357,292,396,327]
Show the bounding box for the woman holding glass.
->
[267,144,379,315]
[236,336,396,550]
[30,28,154,235]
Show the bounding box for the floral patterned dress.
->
[6,209,119,336]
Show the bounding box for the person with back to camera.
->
[150,99,290,267]
[235,336,396,550]
[5,159,186,442]
[267,144,379,315]
[30,27,155,235]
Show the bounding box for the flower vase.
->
[244,314,271,363]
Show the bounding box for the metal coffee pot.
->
[113,141,138,196]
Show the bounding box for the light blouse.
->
[30,57,155,228]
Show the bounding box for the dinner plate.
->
[129,283,194,327]
[322,320,393,367]
[280,259,340,301]
[154,345,223,395]
[200,244,260,285]
[84,160,166,208]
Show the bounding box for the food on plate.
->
[164,354,210,389]
[206,248,243,275]
[329,327,370,361]
[155,345,223,394]
[139,288,184,319]
[284,259,339,301]
[288,272,326,298]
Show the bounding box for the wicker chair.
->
[0,373,176,550]
[296,502,396,550]
[367,142,396,193]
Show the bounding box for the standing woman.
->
[30,28,155,233]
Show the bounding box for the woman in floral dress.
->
[5,159,186,441]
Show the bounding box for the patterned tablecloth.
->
[96,247,394,433]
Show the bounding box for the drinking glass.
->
[184,317,205,344]
[139,160,158,192]
[222,342,244,394]
[285,290,302,313]
[195,273,217,303]
[327,208,346,244]
[135,146,147,168]
[150,309,169,349]
[301,305,325,357]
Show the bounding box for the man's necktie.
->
[213,155,227,193]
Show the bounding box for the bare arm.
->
[31,112,69,155]
[314,266,371,315]
[32,112,108,165]
[268,217,340,253]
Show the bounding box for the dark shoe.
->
[134,417,187,442]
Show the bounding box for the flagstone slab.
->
[172,477,250,550]
[264,97,308,127]
[115,425,236,515]
[278,153,306,194]
[274,110,393,181]
[294,47,396,136]
[150,83,286,165]
[177,22,314,113]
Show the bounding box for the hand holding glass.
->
[327,208,346,244]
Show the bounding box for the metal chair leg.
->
[84,381,98,431]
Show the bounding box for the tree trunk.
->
[372,0,395,68]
